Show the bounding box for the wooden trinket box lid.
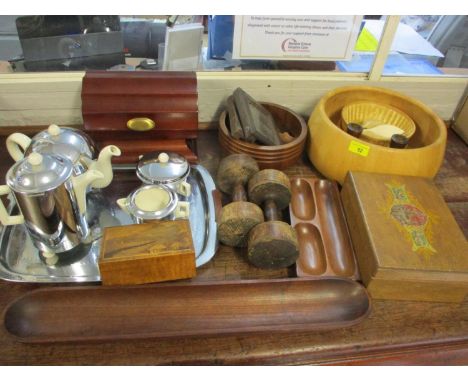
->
[99,220,196,286]
[341,171,468,302]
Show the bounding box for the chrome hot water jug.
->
[0,152,104,254]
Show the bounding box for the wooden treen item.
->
[341,171,468,302]
[99,220,196,286]
[216,154,264,247]
[218,102,307,170]
[226,95,244,140]
[233,87,281,146]
[81,71,199,164]
[2,278,371,343]
[247,169,299,269]
[289,177,358,279]
[307,85,447,184]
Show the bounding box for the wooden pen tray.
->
[289,177,359,280]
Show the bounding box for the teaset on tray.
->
[0,124,218,281]
[2,84,465,344]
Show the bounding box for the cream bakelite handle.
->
[72,170,104,215]
[177,181,192,197]
[0,185,24,226]
[6,133,32,161]
[116,198,130,214]
[174,201,190,219]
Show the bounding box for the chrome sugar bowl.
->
[117,184,189,224]
[136,152,192,197]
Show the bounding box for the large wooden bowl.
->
[219,102,308,170]
[307,86,447,184]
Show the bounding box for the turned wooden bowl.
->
[218,141,303,169]
[307,86,447,184]
[218,132,304,160]
[218,102,308,170]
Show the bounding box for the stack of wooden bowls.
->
[218,102,308,169]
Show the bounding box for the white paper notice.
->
[364,20,444,57]
[232,15,363,61]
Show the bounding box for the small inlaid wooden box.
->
[99,220,196,286]
[341,171,468,303]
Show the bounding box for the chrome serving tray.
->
[0,165,218,283]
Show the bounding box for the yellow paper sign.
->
[355,28,379,52]
[348,140,370,157]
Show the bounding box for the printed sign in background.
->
[232,15,363,61]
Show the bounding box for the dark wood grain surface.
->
[0,129,467,365]
[81,71,198,164]
[3,278,370,343]
[291,178,358,280]
[99,220,196,285]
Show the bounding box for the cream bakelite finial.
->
[158,152,169,164]
[48,124,61,136]
[27,152,43,167]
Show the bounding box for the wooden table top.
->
[0,129,467,365]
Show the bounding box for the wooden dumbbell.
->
[247,169,299,269]
[216,154,264,247]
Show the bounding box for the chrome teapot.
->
[7,124,97,175]
[0,153,106,254]
[6,124,120,189]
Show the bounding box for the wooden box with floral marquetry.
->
[341,171,468,303]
